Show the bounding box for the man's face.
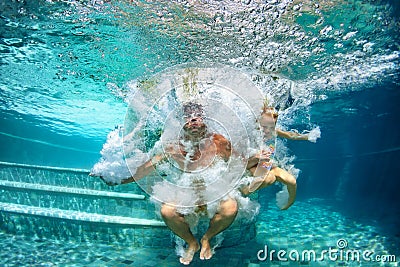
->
[183,116,207,137]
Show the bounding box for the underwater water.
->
[0,0,399,266]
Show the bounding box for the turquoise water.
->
[1,0,399,266]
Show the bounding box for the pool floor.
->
[0,199,398,267]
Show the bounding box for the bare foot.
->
[240,186,250,195]
[199,238,213,260]
[248,176,264,193]
[179,242,200,265]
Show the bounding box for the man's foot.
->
[199,238,213,260]
[179,242,200,265]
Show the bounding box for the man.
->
[119,103,239,265]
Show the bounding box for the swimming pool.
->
[1,0,399,266]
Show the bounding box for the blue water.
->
[1,0,399,266]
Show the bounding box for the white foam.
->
[276,186,289,209]
[306,126,321,143]
[90,127,146,184]
[150,156,247,210]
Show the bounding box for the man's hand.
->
[100,176,118,186]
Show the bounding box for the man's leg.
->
[199,198,238,260]
[160,204,199,265]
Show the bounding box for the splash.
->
[1,0,398,141]
[90,126,146,184]
[276,186,290,210]
[91,64,320,214]
[306,126,321,143]
[120,64,267,205]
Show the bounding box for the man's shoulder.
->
[210,133,231,149]
[211,133,228,141]
[163,143,180,154]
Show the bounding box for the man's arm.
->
[121,154,165,184]
[276,129,308,141]
[91,154,166,186]
[212,134,233,161]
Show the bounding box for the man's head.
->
[182,102,204,119]
[182,102,207,138]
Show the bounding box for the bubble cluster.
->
[122,63,271,208]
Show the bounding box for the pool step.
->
[0,202,166,227]
[0,161,90,173]
[0,180,145,200]
[0,162,154,218]
[0,162,144,194]
[0,162,257,248]
[0,179,157,220]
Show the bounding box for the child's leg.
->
[242,165,277,195]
